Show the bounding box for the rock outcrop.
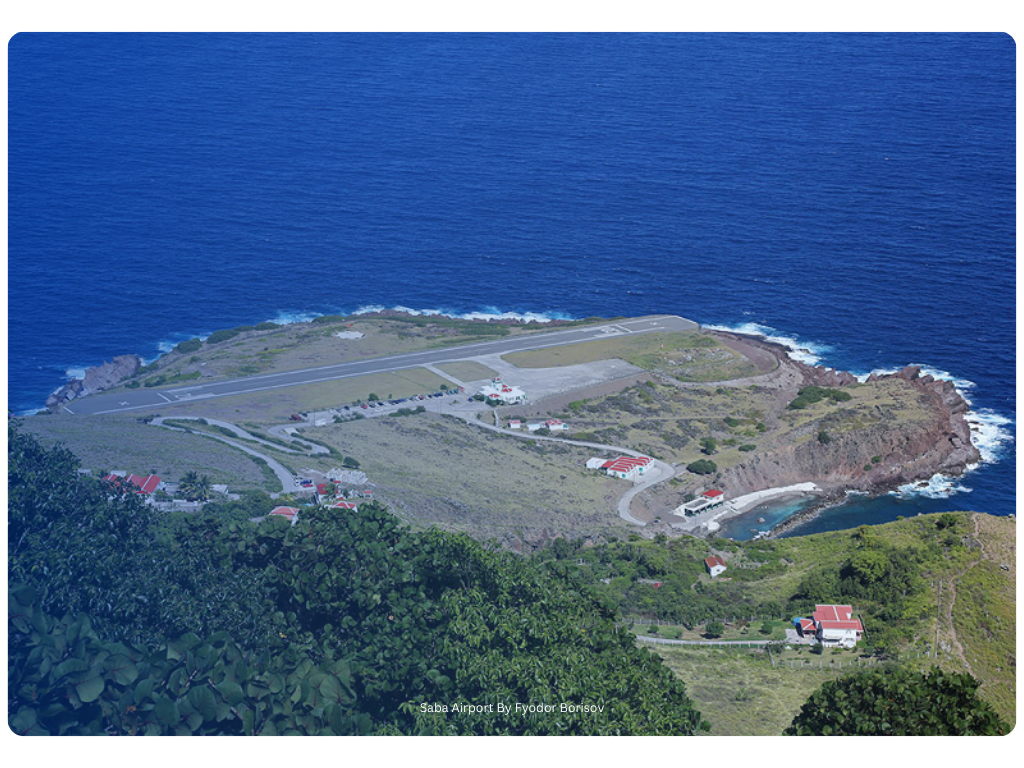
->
[46,355,142,410]
[721,362,980,496]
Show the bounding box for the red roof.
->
[813,604,863,632]
[702,489,724,499]
[317,483,333,494]
[799,618,816,633]
[270,506,299,519]
[603,456,653,473]
[705,555,726,569]
[105,473,160,494]
[331,501,358,509]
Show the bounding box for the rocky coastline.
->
[701,332,982,539]
[45,355,142,410]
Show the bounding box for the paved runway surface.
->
[63,315,697,415]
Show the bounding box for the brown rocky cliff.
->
[722,364,980,496]
[45,354,142,409]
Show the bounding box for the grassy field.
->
[435,360,499,382]
[503,331,759,382]
[946,514,1016,729]
[648,644,857,735]
[19,414,275,489]
[306,412,626,542]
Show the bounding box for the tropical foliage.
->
[785,667,1007,735]
[8,423,705,735]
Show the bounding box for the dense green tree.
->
[178,470,212,501]
[8,424,706,736]
[704,620,724,638]
[785,667,1007,735]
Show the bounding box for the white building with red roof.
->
[675,488,727,516]
[544,419,568,432]
[478,377,526,405]
[810,604,864,648]
[600,456,653,482]
[704,555,727,578]
[330,501,359,510]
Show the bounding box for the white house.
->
[811,604,864,648]
[795,605,864,648]
[704,555,727,578]
[599,456,653,482]
[585,457,607,470]
[508,419,522,430]
[526,422,544,432]
[544,419,568,432]
[478,377,526,405]
[676,489,728,516]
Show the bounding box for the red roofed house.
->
[704,555,727,578]
[811,604,864,648]
[601,456,653,482]
[104,473,161,495]
[331,501,359,510]
[269,506,299,525]
[544,419,568,432]
[677,489,727,517]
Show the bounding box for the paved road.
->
[452,412,676,526]
[152,417,298,497]
[62,315,697,416]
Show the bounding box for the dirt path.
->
[940,513,988,676]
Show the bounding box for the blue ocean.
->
[7,33,1016,534]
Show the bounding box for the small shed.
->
[704,555,727,578]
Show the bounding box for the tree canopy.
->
[785,667,1008,736]
[8,422,706,735]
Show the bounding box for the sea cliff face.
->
[720,353,980,497]
[45,355,141,410]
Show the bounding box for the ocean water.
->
[8,33,1015,529]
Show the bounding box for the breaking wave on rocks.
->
[349,304,576,323]
[703,321,831,365]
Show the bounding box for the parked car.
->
[290,414,303,421]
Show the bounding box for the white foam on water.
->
[964,408,1014,464]
[64,367,87,381]
[350,304,575,323]
[704,321,832,365]
[891,474,973,500]
[264,310,325,326]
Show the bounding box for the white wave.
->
[350,304,574,323]
[891,474,973,500]
[964,408,1014,464]
[264,310,324,326]
[64,367,87,381]
[703,321,831,365]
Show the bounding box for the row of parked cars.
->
[289,392,458,424]
[356,391,451,410]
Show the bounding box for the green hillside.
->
[536,512,1016,732]
[8,421,1012,735]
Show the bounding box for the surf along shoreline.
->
[33,310,987,544]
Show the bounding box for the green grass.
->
[19,414,273,489]
[502,331,757,382]
[648,645,857,735]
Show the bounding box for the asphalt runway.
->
[63,315,697,416]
